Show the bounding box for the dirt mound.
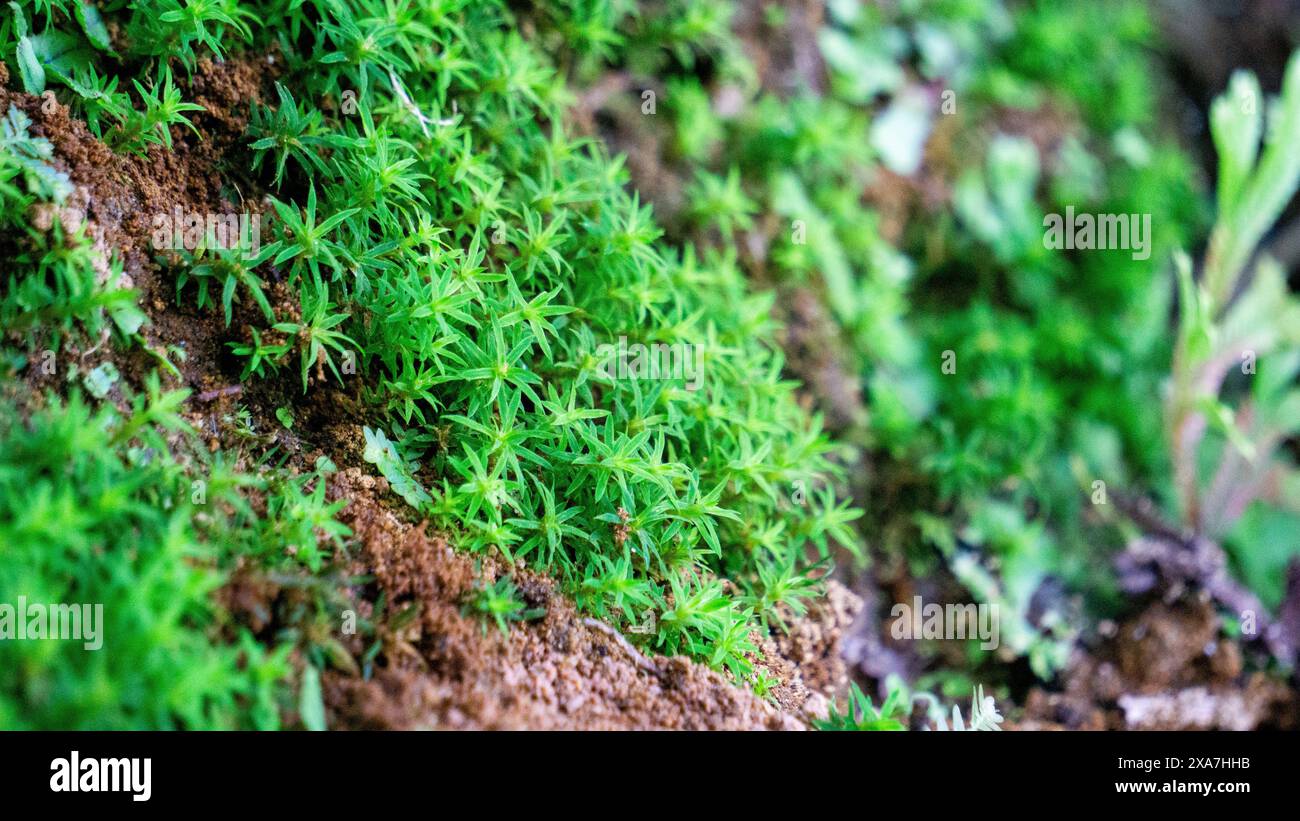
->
[323,467,816,730]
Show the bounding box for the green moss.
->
[2,0,1297,727]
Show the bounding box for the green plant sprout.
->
[466,575,546,636]
[815,683,907,731]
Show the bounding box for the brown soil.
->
[759,579,860,720]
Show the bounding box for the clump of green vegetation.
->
[815,683,906,731]
[0,388,286,729]
[2,0,864,721]
[208,0,861,680]
[464,575,546,636]
[1165,55,1300,610]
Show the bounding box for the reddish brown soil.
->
[2,58,371,462]
[757,579,860,719]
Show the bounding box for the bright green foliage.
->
[108,66,205,153]
[126,0,863,679]
[0,104,71,201]
[362,426,432,510]
[0,390,291,729]
[247,83,339,186]
[177,243,276,327]
[816,683,906,731]
[2,0,1297,730]
[272,279,356,392]
[262,455,351,574]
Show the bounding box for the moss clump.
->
[2,0,1297,728]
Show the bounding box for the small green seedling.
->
[465,575,546,636]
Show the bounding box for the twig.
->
[581,617,658,676]
[195,385,242,402]
[1108,487,1188,544]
